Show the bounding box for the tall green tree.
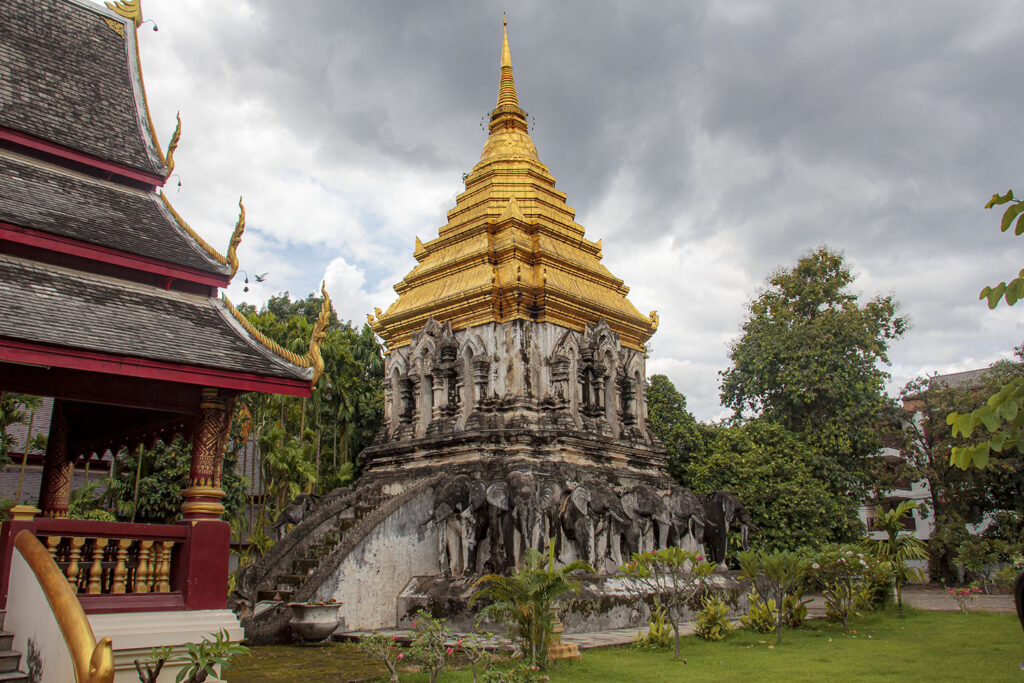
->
[646,374,707,481]
[720,247,907,492]
[686,420,863,552]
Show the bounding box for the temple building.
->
[0,0,328,678]
[361,21,664,478]
[238,22,753,643]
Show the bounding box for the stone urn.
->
[288,601,342,642]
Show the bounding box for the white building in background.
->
[858,369,993,563]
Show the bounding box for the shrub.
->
[619,548,717,659]
[946,585,983,614]
[782,588,811,628]
[694,596,731,641]
[632,600,672,650]
[810,544,873,630]
[955,537,1015,594]
[455,631,495,683]
[481,663,551,683]
[741,590,776,633]
[471,545,592,668]
[737,550,809,644]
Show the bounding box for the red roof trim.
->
[0,126,166,188]
[0,222,229,288]
[0,338,311,398]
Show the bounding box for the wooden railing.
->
[0,516,229,613]
[43,535,177,595]
[14,530,114,682]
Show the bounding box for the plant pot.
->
[289,602,342,642]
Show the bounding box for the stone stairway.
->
[0,612,29,683]
[252,494,383,605]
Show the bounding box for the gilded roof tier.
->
[371,21,657,351]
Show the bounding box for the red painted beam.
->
[0,339,312,398]
[0,126,166,188]
[0,222,229,289]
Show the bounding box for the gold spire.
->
[371,17,658,352]
[497,17,518,108]
[481,17,536,162]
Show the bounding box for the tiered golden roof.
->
[371,21,657,351]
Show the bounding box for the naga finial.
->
[164,112,181,177]
[105,0,142,27]
[309,281,332,387]
[649,310,659,331]
[226,197,245,278]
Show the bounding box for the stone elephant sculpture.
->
[664,486,712,551]
[621,484,671,556]
[558,485,594,565]
[432,474,486,576]
[483,480,514,573]
[587,481,629,568]
[702,490,757,564]
[272,493,320,541]
[508,470,564,562]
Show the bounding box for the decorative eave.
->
[220,282,333,388]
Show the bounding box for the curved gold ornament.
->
[164,112,181,178]
[649,310,659,331]
[105,0,142,27]
[308,281,332,387]
[159,192,228,266]
[13,531,115,682]
[221,295,311,368]
[226,197,245,278]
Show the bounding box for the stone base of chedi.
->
[232,318,754,643]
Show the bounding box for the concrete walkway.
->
[338,587,1017,652]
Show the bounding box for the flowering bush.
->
[810,544,874,630]
[946,585,983,614]
[407,610,452,683]
[456,631,495,683]
[356,631,401,682]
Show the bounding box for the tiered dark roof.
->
[0,151,227,277]
[0,0,165,176]
[0,0,313,392]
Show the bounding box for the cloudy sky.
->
[122,0,1023,420]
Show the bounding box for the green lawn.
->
[228,609,1024,682]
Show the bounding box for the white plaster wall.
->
[8,550,75,683]
[315,488,438,630]
[88,609,242,683]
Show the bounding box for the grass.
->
[227,609,1024,682]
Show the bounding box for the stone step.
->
[276,574,305,588]
[0,651,20,674]
[0,611,6,632]
[257,589,294,603]
[292,558,319,574]
[0,671,28,683]
[0,633,13,652]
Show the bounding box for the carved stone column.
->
[38,400,72,519]
[181,388,229,520]
[473,360,490,405]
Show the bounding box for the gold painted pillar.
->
[38,400,73,519]
[181,388,232,520]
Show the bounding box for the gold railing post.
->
[134,540,153,594]
[111,539,130,594]
[87,539,107,594]
[66,537,84,593]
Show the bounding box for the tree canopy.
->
[719,247,907,492]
